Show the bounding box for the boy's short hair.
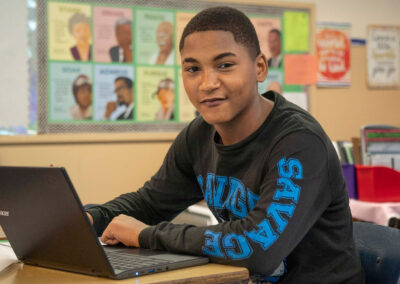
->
[179,6,261,59]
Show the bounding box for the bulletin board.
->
[36,0,312,133]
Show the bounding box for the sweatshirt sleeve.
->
[138,131,334,276]
[86,125,204,236]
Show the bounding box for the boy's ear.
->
[256,53,268,82]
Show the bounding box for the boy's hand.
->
[100,214,148,247]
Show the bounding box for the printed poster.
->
[49,62,92,121]
[93,7,133,63]
[258,70,283,94]
[136,67,175,122]
[93,65,134,121]
[367,25,400,88]
[251,17,282,69]
[135,9,175,66]
[316,22,351,87]
[175,12,196,65]
[177,68,197,122]
[48,2,92,61]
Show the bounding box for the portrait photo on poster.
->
[251,17,282,69]
[135,9,175,66]
[48,2,92,62]
[135,66,175,122]
[48,62,93,121]
[93,65,134,121]
[93,6,133,63]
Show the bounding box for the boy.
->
[87,6,364,283]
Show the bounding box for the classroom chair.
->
[353,222,400,284]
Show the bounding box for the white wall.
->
[0,0,399,130]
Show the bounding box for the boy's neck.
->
[215,96,274,146]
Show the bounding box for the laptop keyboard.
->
[104,248,170,271]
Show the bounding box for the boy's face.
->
[181,30,267,126]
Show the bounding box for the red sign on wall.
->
[316,23,351,87]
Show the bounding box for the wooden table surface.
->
[0,262,249,284]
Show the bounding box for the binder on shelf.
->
[360,125,400,171]
[337,141,354,164]
[341,163,358,199]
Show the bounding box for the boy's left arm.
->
[111,132,337,276]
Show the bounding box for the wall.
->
[0,133,175,204]
[313,46,400,140]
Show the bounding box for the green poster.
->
[135,8,175,66]
[283,11,309,52]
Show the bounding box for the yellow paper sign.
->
[283,11,309,52]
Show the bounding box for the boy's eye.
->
[185,66,199,73]
[218,62,234,69]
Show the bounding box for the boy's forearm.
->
[137,220,284,276]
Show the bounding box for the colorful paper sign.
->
[283,11,309,52]
[316,22,351,87]
[284,54,317,85]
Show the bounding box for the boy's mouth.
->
[200,97,226,107]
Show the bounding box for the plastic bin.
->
[355,165,400,202]
[341,164,358,199]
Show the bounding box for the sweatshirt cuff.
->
[86,207,107,236]
[139,226,155,248]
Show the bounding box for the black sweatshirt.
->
[87,91,364,283]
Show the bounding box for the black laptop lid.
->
[0,166,113,277]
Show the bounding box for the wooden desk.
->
[0,262,249,284]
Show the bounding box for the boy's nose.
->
[199,70,220,93]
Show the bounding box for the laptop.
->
[0,166,209,279]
